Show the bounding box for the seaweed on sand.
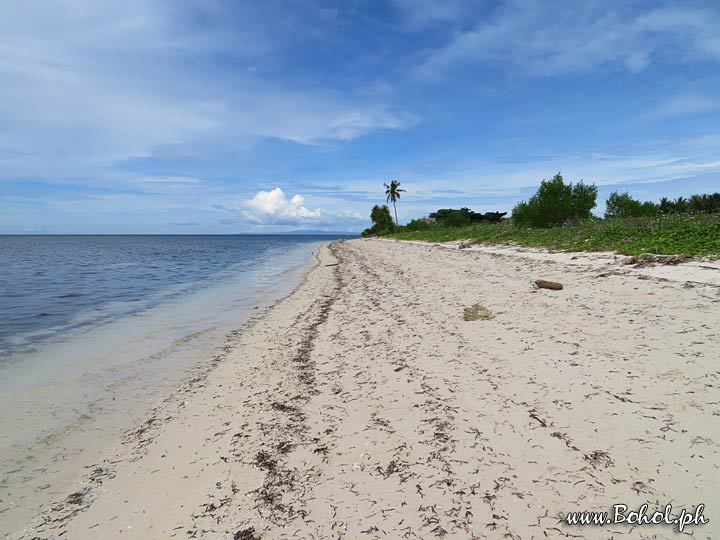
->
[234,526,261,540]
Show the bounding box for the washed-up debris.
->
[254,450,277,472]
[463,304,492,321]
[234,527,261,540]
[534,279,563,291]
[584,450,614,469]
[624,254,692,267]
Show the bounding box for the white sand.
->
[8,239,719,539]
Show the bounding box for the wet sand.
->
[0,246,316,535]
[7,238,719,539]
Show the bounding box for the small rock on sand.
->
[463,304,492,320]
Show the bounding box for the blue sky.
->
[1,0,719,233]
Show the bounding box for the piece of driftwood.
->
[535,279,563,290]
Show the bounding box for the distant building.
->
[419,216,436,224]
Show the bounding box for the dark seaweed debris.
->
[234,526,261,540]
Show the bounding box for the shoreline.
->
[7,238,718,539]
[1,242,325,537]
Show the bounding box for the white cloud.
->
[0,1,414,183]
[207,187,369,228]
[653,95,717,117]
[135,176,204,185]
[417,1,720,77]
[635,6,720,60]
[243,188,322,223]
[683,133,720,148]
[391,0,469,28]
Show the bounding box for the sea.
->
[0,234,352,533]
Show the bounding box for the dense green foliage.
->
[366,175,720,257]
[605,191,659,218]
[604,191,720,218]
[512,173,598,227]
[444,210,473,227]
[658,193,720,214]
[405,218,433,232]
[387,214,720,257]
[429,207,507,223]
[361,204,395,237]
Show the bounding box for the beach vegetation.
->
[429,207,507,224]
[512,173,597,227]
[388,213,720,257]
[605,191,659,218]
[444,210,473,227]
[405,218,433,232]
[658,193,720,214]
[368,172,719,257]
[384,180,405,226]
[362,204,395,237]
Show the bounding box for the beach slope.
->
[15,239,718,539]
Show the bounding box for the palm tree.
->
[383,180,405,226]
[674,196,688,214]
[658,196,671,214]
[690,194,705,213]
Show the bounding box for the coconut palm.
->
[689,194,705,213]
[673,196,687,214]
[658,196,671,214]
[383,180,405,225]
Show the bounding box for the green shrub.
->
[405,219,432,232]
[429,208,464,221]
[481,211,508,223]
[429,207,507,223]
[605,191,659,218]
[444,210,473,227]
[512,172,597,228]
[364,204,395,236]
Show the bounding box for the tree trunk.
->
[393,201,398,226]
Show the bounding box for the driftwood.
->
[535,279,563,291]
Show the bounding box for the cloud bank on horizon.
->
[1,0,719,233]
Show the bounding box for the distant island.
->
[265,230,360,236]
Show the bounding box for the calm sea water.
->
[0,235,349,357]
[0,234,352,532]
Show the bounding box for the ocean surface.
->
[0,234,352,532]
[0,235,344,357]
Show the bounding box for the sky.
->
[1,0,719,234]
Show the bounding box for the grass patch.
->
[387,214,720,258]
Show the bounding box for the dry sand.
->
[7,238,719,539]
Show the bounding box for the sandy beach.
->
[8,238,718,540]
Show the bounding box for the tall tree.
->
[383,180,405,226]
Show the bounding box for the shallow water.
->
[0,234,351,533]
[0,235,337,357]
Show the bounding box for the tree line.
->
[362,173,720,236]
